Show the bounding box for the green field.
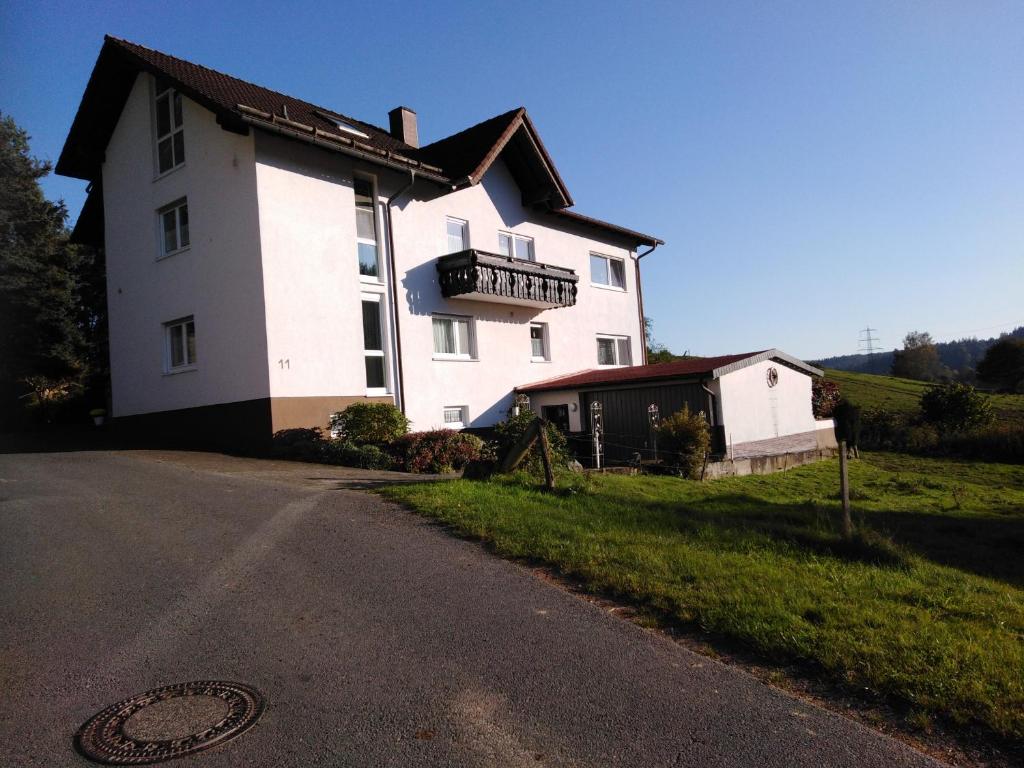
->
[380,454,1024,742]
[824,368,1024,426]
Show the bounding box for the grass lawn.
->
[824,368,1024,426]
[380,453,1024,743]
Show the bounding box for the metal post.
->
[590,401,603,470]
[839,440,852,539]
[647,403,659,462]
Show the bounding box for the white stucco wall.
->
[716,360,818,447]
[253,134,393,404]
[102,74,267,417]
[391,159,644,430]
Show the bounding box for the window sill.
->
[432,356,477,362]
[163,365,197,376]
[153,162,186,183]
[366,388,390,397]
[531,358,551,364]
[591,283,627,293]
[156,246,191,262]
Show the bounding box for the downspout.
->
[386,169,416,414]
[635,243,658,365]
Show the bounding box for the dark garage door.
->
[580,382,713,466]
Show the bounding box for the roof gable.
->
[417,108,573,209]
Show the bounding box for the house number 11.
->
[278,359,290,369]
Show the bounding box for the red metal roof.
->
[518,352,768,393]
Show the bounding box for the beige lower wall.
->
[270,395,394,433]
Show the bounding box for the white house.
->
[58,37,661,447]
[518,350,837,464]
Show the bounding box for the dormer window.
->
[154,85,185,174]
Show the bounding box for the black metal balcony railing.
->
[436,249,579,309]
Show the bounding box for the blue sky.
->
[3,0,1022,359]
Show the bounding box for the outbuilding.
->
[517,349,837,467]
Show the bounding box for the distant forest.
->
[813,326,1024,378]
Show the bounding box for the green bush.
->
[270,427,325,461]
[919,382,993,433]
[329,402,409,445]
[492,408,568,474]
[320,440,395,470]
[391,430,485,473]
[655,405,710,479]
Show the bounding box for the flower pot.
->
[93,415,105,427]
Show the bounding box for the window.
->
[432,315,474,359]
[158,199,189,256]
[498,231,535,261]
[447,218,468,253]
[530,323,549,361]
[164,317,196,371]
[596,335,631,366]
[443,406,467,429]
[590,253,626,289]
[354,177,380,279]
[154,86,185,174]
[361,296,387,393]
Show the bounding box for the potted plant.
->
[89,408,107,427]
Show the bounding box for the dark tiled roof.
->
[58,36,662,247]
[518,352,769,393]
[115,36,410,151]
[417,108,524,181]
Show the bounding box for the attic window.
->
[154,86,184,174]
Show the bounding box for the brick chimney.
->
[388,106,418,148]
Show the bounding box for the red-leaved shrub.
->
[391,430,485,473]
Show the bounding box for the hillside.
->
[816,326,1024,375]
[824,368,1024,426]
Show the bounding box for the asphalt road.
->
[0,450,940,767]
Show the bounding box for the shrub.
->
[320,440,395,470]
[491,409,568,474]
[392,430,485,473]
[329,402,409,445]
[919,382,993,433]
[832,399,862,448]
[812,378,841,418]
[655,405,710,479]
[859,408,908,451]
[270,427,325,461]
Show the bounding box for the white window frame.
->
[361,293,389,395]
[443,405,467,430]
[355,174,383,283]
[530,322,549,362]
[446,217,469,254]
[498,231,535,262]
[596,334,632,367]
[163,316,196,373]
[432,314,476,360]
[157,199,190,259]
[153,84,185,177]
[590,252,627,291]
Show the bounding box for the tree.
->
[891,331,949,382]
[976,337,1024,393]
[919,382,993,433]
[0,113,97,426]
[644,316,689,363]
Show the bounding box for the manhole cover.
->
[74,681,265,765]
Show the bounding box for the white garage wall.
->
[717,360,817,446]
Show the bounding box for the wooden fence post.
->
[537,422,556,491]
[839,439,852,539]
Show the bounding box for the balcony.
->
[436,249,579,309]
